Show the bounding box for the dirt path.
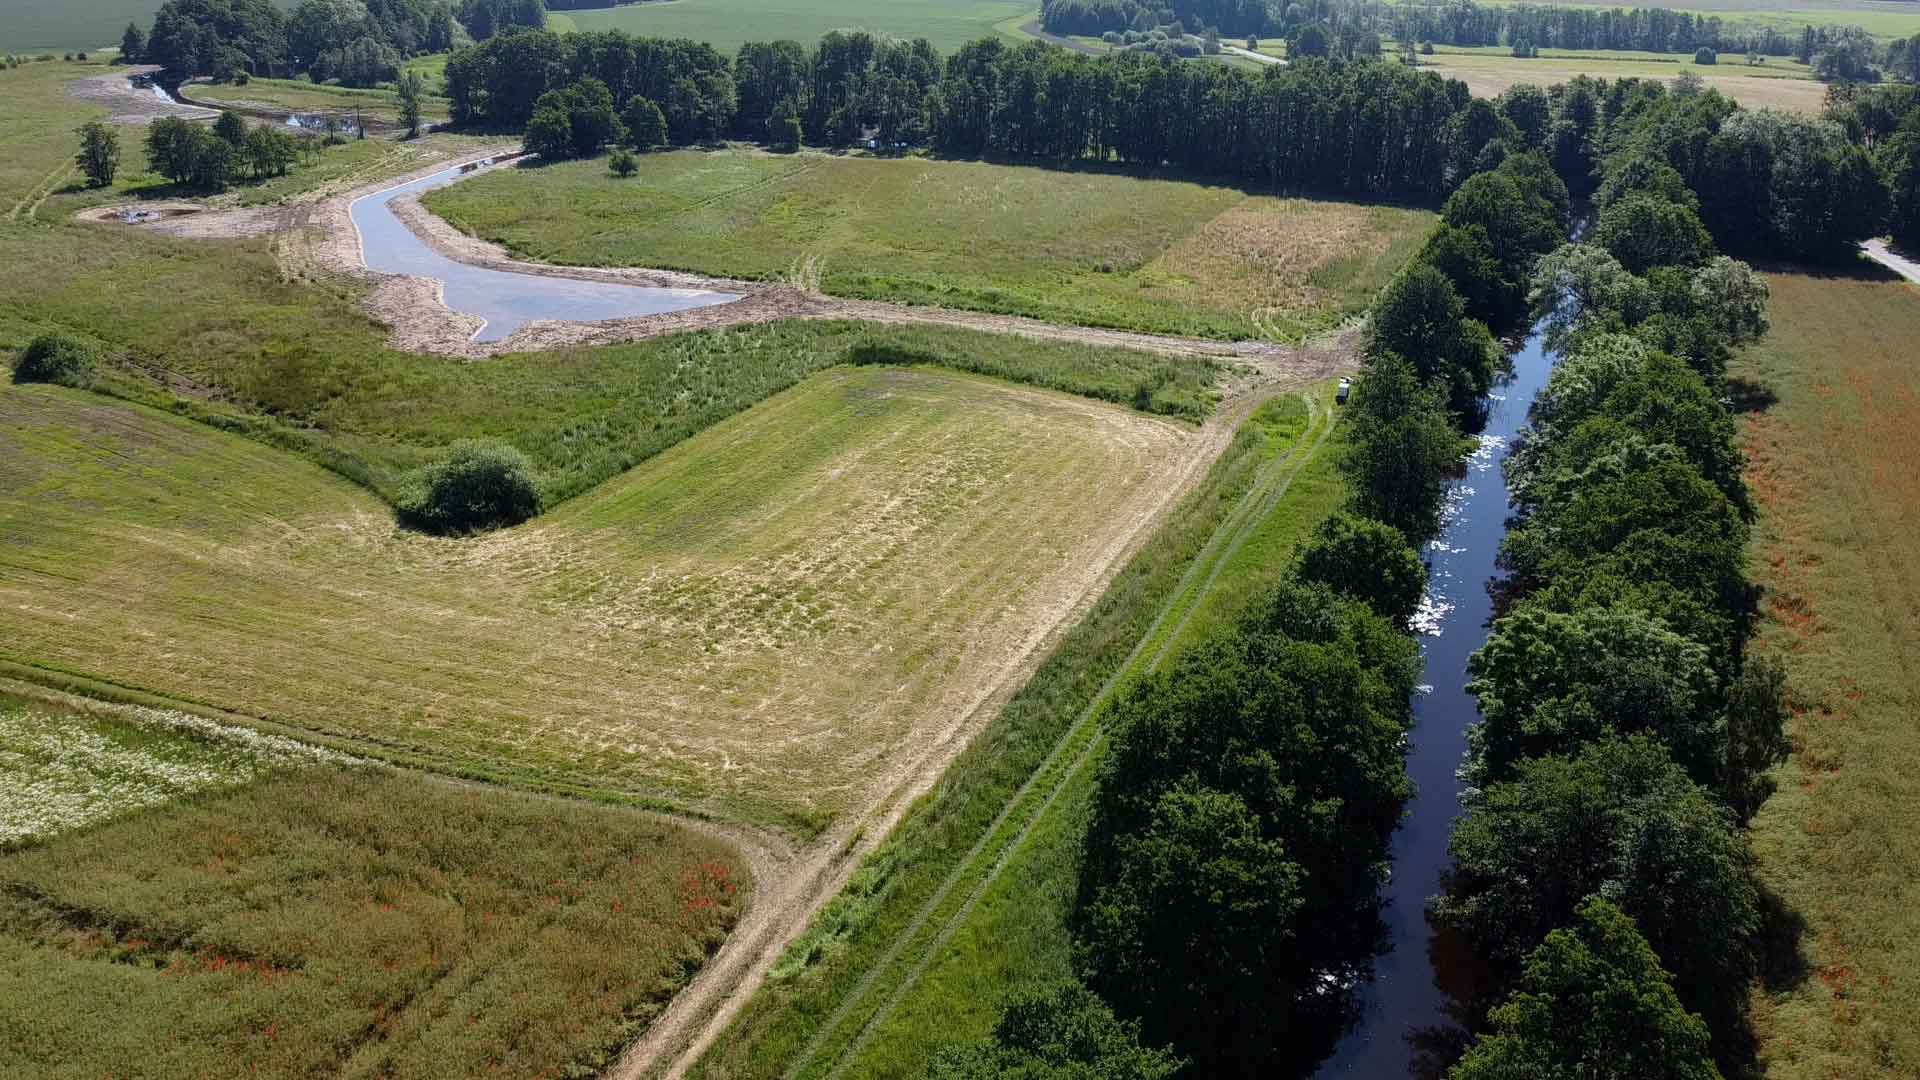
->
[67,66,218,124]
[1863,239,1920,286]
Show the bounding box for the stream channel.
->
[1315,303,1566,1076]
[349,163,742,343]
[134,76,743,342]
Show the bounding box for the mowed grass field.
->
[0,699,746,1080]
[554,0,1034,55]
[689,387,1350,1080]
[1737,268,1920,1077]
[0,369,1195,834]
[1410,45,1830,112]
[423,150,1435,341]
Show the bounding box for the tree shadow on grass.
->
[1725,374,1777,414]
[1756,880,1811,994]
[1748,253,1904,284]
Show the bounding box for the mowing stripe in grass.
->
[777,392,1333,1080]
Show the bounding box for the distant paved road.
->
[1221,43,1286,66]
[1863,239,1920,285]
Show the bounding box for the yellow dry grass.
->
[0,368,1196,834]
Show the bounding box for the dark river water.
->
[349,161,742,342]
[1314,319,1560,1077]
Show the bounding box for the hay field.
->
[1738,267,1920,1078]
[1412,46,1830,112]
[0,369,1195,834]
[422,150,1435,342]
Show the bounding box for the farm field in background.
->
[1410,45,1831,111]
[1738,268,1920,1077]
[690,387,1348,1080]
[1466,0,1920,39]
[0,699,744,1080]
[552,0,1034,54]
[423,150,1434,341]
[0,368,1195,833]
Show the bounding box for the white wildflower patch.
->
[0,703,348,847]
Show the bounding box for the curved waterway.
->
[349,161,741,342]
[1315,317,1562,1077]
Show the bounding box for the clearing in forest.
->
[421,150,1434,342]
[0,367,1198,835]
[1738,267,1920,1077]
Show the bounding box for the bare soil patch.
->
[66,66,217,125]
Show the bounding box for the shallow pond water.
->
[350,162,741,343]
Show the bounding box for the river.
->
[349,162,742,343]
[1314,318,1562,1077]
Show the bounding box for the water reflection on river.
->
[1314,323,1561,1077]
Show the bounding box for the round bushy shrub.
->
[12,332,99,387]
[400,439,541,533]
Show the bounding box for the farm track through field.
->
[8,164,71,221]
[794,393,1335,1080]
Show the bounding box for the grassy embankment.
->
[689,383,1350,1080]
[423,149,1434,342]
[188,75,452,127]
[0,696,747,1080]
[1738,267,1920,1078]
[552,0,1035,54]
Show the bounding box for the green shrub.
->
[12,333,99,388]
[398,439,541,533]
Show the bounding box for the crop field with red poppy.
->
[0,705,746,1080]
[1738,267,1920,1078]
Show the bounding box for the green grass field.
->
[0,700,745,1080]
[0,0,176,52]
[188,75,451,126]
[554,0,1034,54]
[423,150,1434,341]
[1737,268,1920,1078]
[688,386,1349,1079]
